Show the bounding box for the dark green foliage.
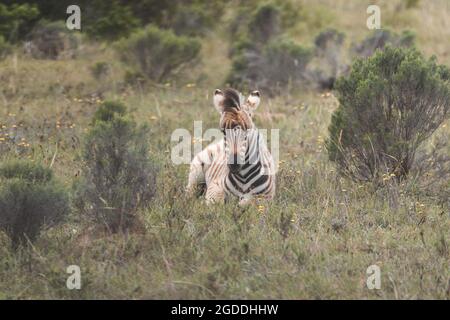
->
[75,101,158,232]
[4,0,139,41]
[116,25,201,83]
[327,46,450,182]
[0,160,70,249]
[0,160,53,183]
[5,0,226,41]
[84,1,139,41]
[92,100,127,124]
[0,3,39,43]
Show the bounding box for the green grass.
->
[0,0,449,299]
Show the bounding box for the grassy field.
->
[0,0,449,299]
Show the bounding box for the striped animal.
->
[186,88,275,205]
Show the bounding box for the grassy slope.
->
[0,0,449,299]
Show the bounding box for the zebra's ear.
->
[245,90,261,113]
[213,89,225,113]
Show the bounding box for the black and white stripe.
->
[224,128,275,202]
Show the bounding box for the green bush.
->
[0,160,70,249]
[248,3,281,44]
[228,38,312,94]
[84,1,139,41]
[75,101,158,232]
[90,62,110,80]
[229,0,299,41]
[116,25,201,83]
[0,3,39,43]
[327,46,450,183]
[227,2,311,95]
[92,100,127,124]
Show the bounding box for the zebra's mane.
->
[223,88,245,111]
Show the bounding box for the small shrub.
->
[248,3,281,44]
[116,25,201,83]
[229,0,299,42]
[228,38,312,94]
[92,100,127,123]
[90,62,110,80]
[75,101,157,232]
[0,160,70,249]
[352,29,415,58]
[327,47,450,183]
[25,20,78,60]
[227,2,311,95]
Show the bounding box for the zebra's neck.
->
[224,128,273,197]
[228,129,262,181]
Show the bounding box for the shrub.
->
[248,3,281,44]
[90,62,110,80]
[116,25,201,83]
[0,3,39,43]
[229,0,299,42]
[24,20,78,59]
[75,101,157,232]
[228,38,312,94]
[0,160,70,249]
[227,2,311,95]
[84,1,139,41]
[352,29,415,58]
[327,46,450,183]
[171,3,215,37]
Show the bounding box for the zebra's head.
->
[213,88,261,173]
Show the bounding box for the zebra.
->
[186,88,275,205]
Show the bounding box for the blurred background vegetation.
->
[1,0,449,88]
